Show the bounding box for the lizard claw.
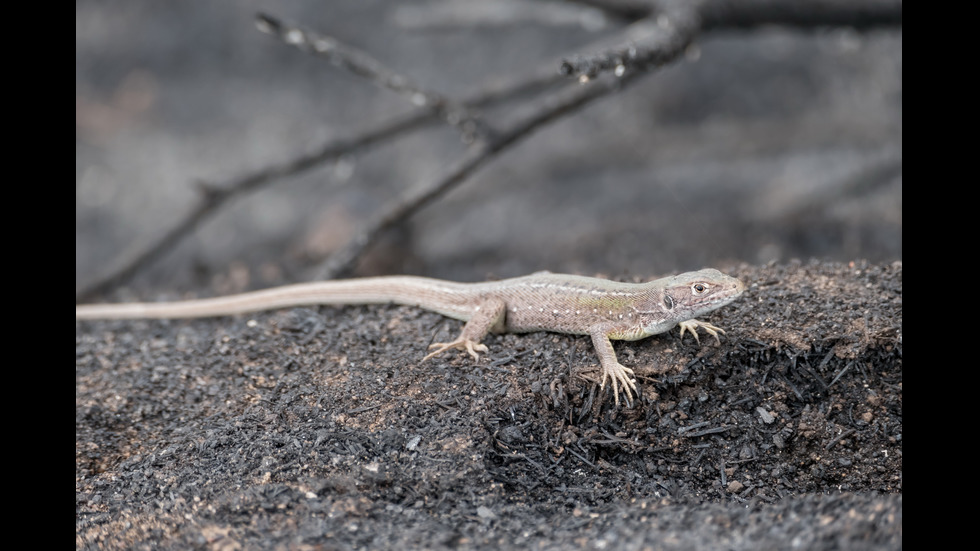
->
[678,319,726,346]
[422,338,489,362]
[600,361,637,407]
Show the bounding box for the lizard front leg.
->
[590,330,638,407]
[422,298,507,362]
[678,319,726,345]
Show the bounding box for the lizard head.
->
[634,269,745,336]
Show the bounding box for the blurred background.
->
[76,0,902,292]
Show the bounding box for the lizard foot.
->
[600,361,638,407]
[678,319,726,346]
[422,338,489,362]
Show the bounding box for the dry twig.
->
[255,13,491,143]
[76,0,901,299]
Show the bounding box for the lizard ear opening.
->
[663,294,674,310]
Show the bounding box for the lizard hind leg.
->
[421,297,506,363]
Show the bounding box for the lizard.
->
[75,269,745,406]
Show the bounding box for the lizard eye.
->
[663,294,674,310]
[692,283,707,294]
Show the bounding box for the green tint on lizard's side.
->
[76,269,746,407]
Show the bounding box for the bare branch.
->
[77,0,901,299]
[75,60,564,303]
[255,13,490,143]
[568,0,903,29]
[315,2,709,279]
[559,0,902,79]
[698,0,902,31]
[75,111,424,301]
[316,71,648,279]
[559,3,700,79]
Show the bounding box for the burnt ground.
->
[76,260,902,549]
[77,3,901,546]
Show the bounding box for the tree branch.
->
[315,3,706,278]
[75,57,563,301]
[559,2,699,79]
[76,0,902,299]
[315,70,645,279]
[255,13,490,143]
[699,0,902,31]
[567,0,903,30]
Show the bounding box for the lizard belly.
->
[502,302,612,336]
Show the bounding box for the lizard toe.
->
[600,362,636,407]
[464,341,489,361]
[423,338,488,362]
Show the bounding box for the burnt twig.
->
[559,0,902,80]
[75,58,563,302]
[77,0,901,299]
[315,70,642,279]
[255,13,490,143]
[560,1,700,80]
[699,0,902,31]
